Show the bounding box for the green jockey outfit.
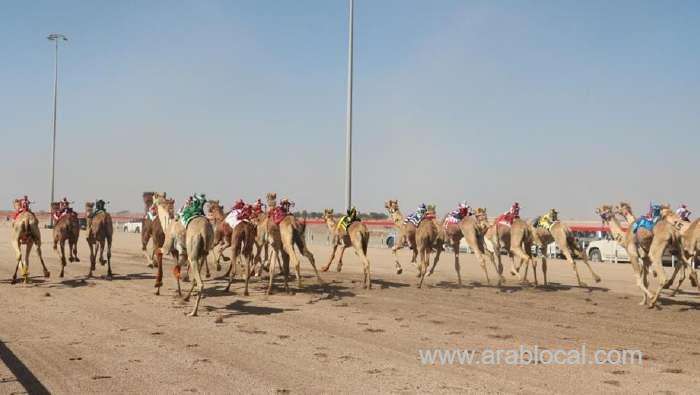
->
[338,207,360,232]
[179,193,207,226]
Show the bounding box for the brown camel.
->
[530,215,601,287]
[320,209,372,289]
[416,215,439,288]
[484,218,535,285]
[142,194,180,294]
[384,200,414,275]
[52,202,80,278]
[181,216,215,317]
[9,200,50,284]
[85,202,114,279]
[224,219,256,295]
[264,193,322,294]
[207,200,233,267]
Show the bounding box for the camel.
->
[9,200,50,284]
[264,193,322,294]
[223,218,256,295]
[484,218,535,285]
[416,215,439,288]
[142,193,180,294]
[51,202,80,278]
[320,209,372,289]
[645,208,699,303]
[85,202,114,279]
[207,200,233,267]
[681,219,700,275]
[181,216,214,317]
[384,200,415,275]
[529,215,601,287]
[596,204,655,306]
[428,208,504,286]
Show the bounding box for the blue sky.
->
[2,0,698,219]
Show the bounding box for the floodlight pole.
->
[47,33,67,226]
[344,0,354,212]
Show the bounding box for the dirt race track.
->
[1,225,699,394]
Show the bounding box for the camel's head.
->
[659,205,685,231]
[474,208,489,229]
[207,200,222,215]
[50,202,61,212]
[12,199,21,211]
[266,192,277,207]
[159,198,176,218]
[596,205,613,221]
[323,208,334,220]
[617,202,632,215]
[426,204,437,215]
[384,200,399,214]
[85,202,95,212]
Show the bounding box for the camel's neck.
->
[605,216,627,242]
[324,217,336,232]
[389,210,403,226]
[621,211,635,223]
[211,210,225,221]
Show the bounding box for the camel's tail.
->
[361,227,369,255]
[297,213,308,236]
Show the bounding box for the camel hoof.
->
[320,266,330,272]
[60,272,65,278]
[74,257,80,262]
[594,277,601,283]
[147,263,154,269]
[44,271,51,278]
[510,270,518,277]
[187,312,197,317]
[106,274,113,281]
[336,265,343,273]
[578,282,588,288]
[215,264,222,271]
[10,278,17,285]
[396,268,403,275]
[155,289,160,296]
[100,259,107,265]
[244,291,249,296]
[183,296,190,302]
[206,273,211,279]
[222,257,231,262]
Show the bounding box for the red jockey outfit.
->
[496,202,520,225]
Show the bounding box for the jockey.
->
[405,203,427,226]
[538,208,558,229]
[645,202,662,220]
[179,193,207,222]
[445,201,471,226]
[13,196,31,219]
[59,197,74,215]
[339,206,360,231]
[496,202,520,225]
[676,204,691,222]
[279,198,294,214]
[232,199,246,211]
[89,199,107,218]
[252,198,265,216]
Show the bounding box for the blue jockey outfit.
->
[632,203,662,234]
[405,204,427,227]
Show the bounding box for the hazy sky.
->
[2,0,698,219]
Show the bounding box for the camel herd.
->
[8,193,700,317]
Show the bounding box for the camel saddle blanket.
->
[270,207,290,225]
[181,214,205,227]
[534,217,557,231]
[225,209,251,229]
[632,216,658,234]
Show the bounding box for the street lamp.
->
[47,33,67,226]
[345,0,354,211]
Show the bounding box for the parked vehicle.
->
[123,220,142,233]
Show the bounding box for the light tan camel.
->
[530,216,601,287]
[9,201,50,284]
[484,218,535,284]
[181,216,214,317]
[681,219,700,278]
[85,202,114,279]
[52,202,79,278]
[207,200,233,267]
[223,219,256,295]
[596,204,654,306]
[320,209,372,288]
[416,215,439,288]
[645,208,699,304]
[384,200,414,275]
[264,193,323,294]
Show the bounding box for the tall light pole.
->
[345,0,354,211]
[47,33,67,226]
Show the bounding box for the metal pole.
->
[50,38,58,226]
[47,33,66,227]
[344,0,354,211]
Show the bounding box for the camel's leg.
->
[336,245,347,272]
[266,248,278,295]
[204,256,211,279]
[98,238,107,265]
[417,249,429,288]
[562,248,585,287]
[154,249,164,295]
[87,239,96,272]
[188,257,206,317]
[648,246,668,308]
[296,237,323,285]
[225,246,239,293]
[321,242,339,272]
[142,231,154,268]
[391,243,404,275]
[243,253,251,296]
[59,239,67,278]
[510,246,532,284]
[106,237,113,278]
[573,242,601,283]
[33,237,50,278]
[23,242,34,284]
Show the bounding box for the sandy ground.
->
[0,225,699,394]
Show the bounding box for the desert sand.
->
[0,225,699,394]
